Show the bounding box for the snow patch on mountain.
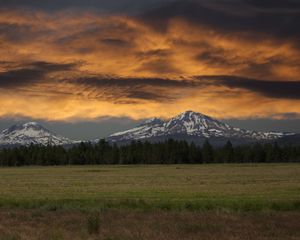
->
[0,122,76,146]
[108,111,294,142]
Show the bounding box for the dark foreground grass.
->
[0,209,299,240]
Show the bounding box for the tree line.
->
[0,139,300,166]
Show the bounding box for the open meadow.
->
[0,164,299,210]
[0,164,299,239]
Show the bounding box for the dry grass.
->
[0,164,299,239]
[0,209,299,240]
[0,164,299,211]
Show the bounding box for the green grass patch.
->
[0,164,299,212]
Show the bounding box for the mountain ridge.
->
[108,111,295,145]
[0,111,297,147]
[0,122,76,147]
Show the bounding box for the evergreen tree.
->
[202,139,214,163]
[222,140,234,163]
[0,139,299,166]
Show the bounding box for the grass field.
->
[0,209,299,240]
[0,164,299,211]
[0,164,300,239]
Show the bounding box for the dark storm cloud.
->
[0,68,45,88]
[0,23,48,43]
[68,75,300,102]
[138,59,180,74]
[240,59,280,79]
[2,0,299,43]
[67,76,198,102]
[29,62,77,72]
[139,0,300,44]
[127,90,174,101]
[196,75,300,100]
[71,76,196,88]
[245,0,300,10]
[0,61,77,88]
[136,49,172,58]
[100,38,131,47]
[0,0,173,12]
[195,49,235,67]
[135,50,176,74]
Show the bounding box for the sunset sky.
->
[0,0,299,139]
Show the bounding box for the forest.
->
[0,139,300,166]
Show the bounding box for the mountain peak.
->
[0,122,75,147]
[108,110,292,144]
[182,110,196,114]
[143,117,164,125]
[177,110,207,119]
[23,122,41,127]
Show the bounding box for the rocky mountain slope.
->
[108,111,294,144]
[0,112,296,147]
[0,122,75,147]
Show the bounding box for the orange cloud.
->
[0,9,299,121]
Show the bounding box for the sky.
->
[0,0,299,139]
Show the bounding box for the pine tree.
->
[202,139,214,163]
[222,140,234,163]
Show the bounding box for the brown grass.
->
[0,209,299,240]
[0,164,299,207]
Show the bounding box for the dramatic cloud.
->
[0,0,299,121]
[64,76,199,102]
[0,61,77,88]
[245,0,300,9]
[0,0,173,12]
[140,0,300,48]
[196,76,300,100]
[70,77,195,88]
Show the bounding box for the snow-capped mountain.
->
[108,111,294,144]
[0,122,76,147]
[0,112,296,148]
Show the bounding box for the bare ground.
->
[0,209,299,240]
